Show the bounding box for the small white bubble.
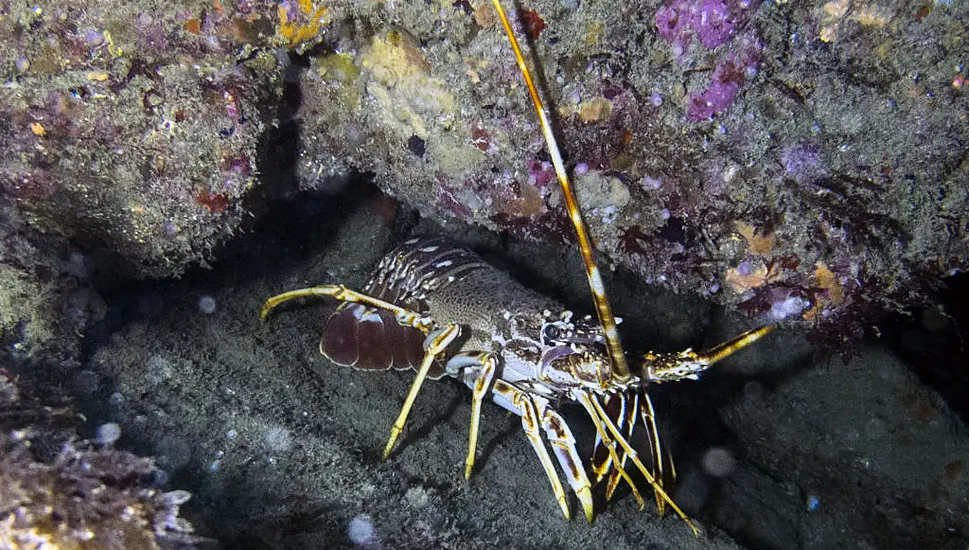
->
[702,447,736,477]
[96,422,122,445]
[263,425,292,453]
[743,381,764,400]
[348,514,376,546]
[145,355,172,383]
[641,175,662,190]
[769,296,810,321]
[198,295,216,314]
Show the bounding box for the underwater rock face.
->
[292,0,967,349]
[1,0,968,351]
[0,366,201,549]
[74,200,969,549]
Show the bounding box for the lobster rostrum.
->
[261,0,774,537]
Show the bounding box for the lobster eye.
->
[543,324,561,342]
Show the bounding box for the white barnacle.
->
[435,260,454,268]
[420,246,439,252]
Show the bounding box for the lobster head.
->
[529,310,626,390]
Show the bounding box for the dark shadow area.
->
[886,271,969,423]
[81,176,380,359]
[68,180,383,545]
[392,392,465,458]
[475,412,523,472]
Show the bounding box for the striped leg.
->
[261,284,433,333]
[640,392,672,514]
[538,402,596,523]
[490,380,595,522]
[575,390,700,536]
[458,352,499,479]
[513,389,572,520]
[592,393,643,502]
[382,324,461,459]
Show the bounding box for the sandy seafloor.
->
[50,183,968,549]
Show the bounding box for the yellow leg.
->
[465,354,498,479]
[582,392,701,537]
[515,392,571,521]
[261,284,431,332]
[382,324,461,460]
[575,393,646,511]
[541,407,596,523]
[592,393,629,489]
[638,392,669,515]
[604,392,641,503]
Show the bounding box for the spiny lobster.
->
[261,0,774,536]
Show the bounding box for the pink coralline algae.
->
[526,156,557,190]
[656,0,740,56]
[687,53,758,121]
[656,0,761,120]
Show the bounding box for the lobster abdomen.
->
[319,237,489,379]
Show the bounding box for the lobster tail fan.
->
[354,308,394,370]
[321,303,443,377]
[321,303,363,366]
[321,303,395,370]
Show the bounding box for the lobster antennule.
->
[694,324,775,366]
[645,325,776,383]
[491,0,629,379]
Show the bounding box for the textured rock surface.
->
[0,360,201,549]
[2,0,967,352]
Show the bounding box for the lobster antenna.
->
[491,0,630,378]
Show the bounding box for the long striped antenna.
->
[491,0,630,379]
